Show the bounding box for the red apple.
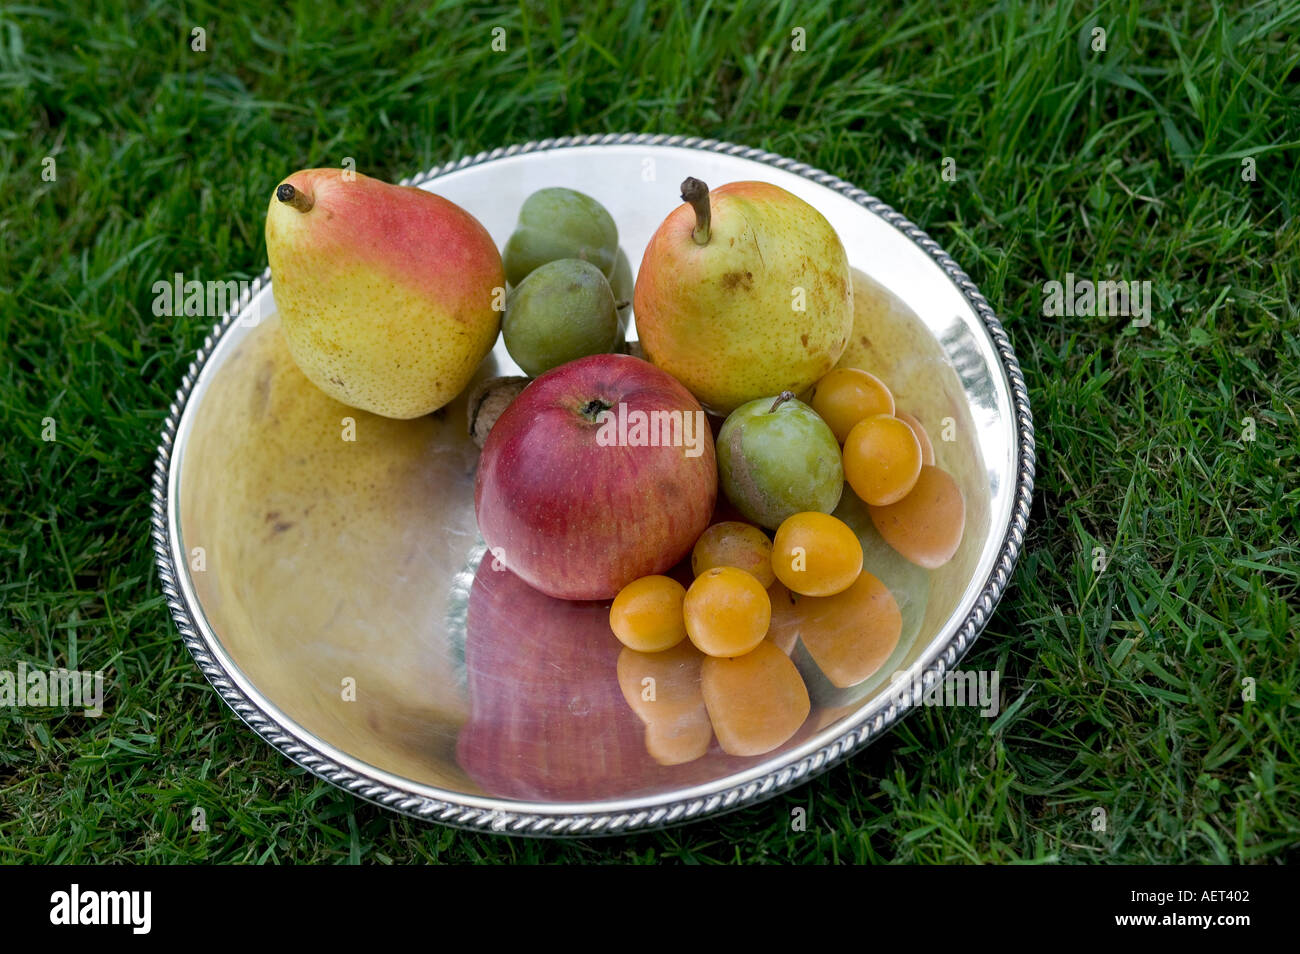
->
[475,353,717,600]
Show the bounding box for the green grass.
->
[1,0,1297,863]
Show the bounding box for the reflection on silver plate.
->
[151,134,1035,836]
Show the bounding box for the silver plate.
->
[151,134,1035,836]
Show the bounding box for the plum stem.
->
[768,390,796,413]
[276,183,314,213]
[681,177,711,245]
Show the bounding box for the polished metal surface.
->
[151,134,1035,835]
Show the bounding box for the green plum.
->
[503,188,618,287]
[502,259,620,377]
[717,392,844,530]
[611,246,634,345]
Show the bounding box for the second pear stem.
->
[681,177,711,246]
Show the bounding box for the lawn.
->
[0,0,1296,863]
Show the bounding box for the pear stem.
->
[276,183,314,214]
[681,177,711,245]
[768,390,796,413]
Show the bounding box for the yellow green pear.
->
[634,177,853,414]
[265,168,505,419]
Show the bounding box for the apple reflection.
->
[457,555,766,802]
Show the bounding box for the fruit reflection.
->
[701,642,811,757]
[769,571,901,689]
[457,556,756,799]
[617,642,713,766]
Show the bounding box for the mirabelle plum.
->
[682,567,771,658]
[609,575,688,652]
[691,521,776,588]
[771,511,863,597]
[843,414,923,507]
[808,368,895,443]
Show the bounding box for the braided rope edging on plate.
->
[150,132,1036,837]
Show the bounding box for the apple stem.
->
[768,390,796,413]
[276,183,314,214]
[580,398,613,422]
[680,177,711,245]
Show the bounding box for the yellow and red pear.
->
[634,178,853,415]
[265,168,504,419]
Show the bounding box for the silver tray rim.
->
[150,132,1036,837]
